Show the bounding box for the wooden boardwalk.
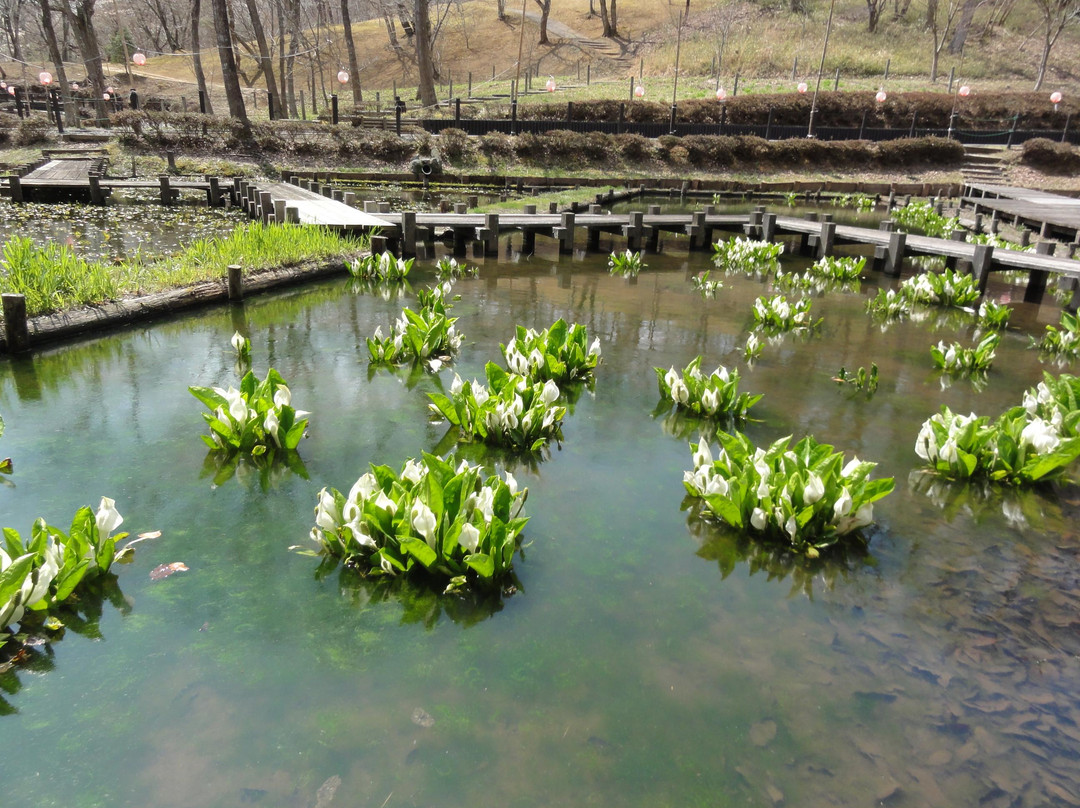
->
[257,182,391,229]
[373,206,1080,305]
[962,183,1080,241]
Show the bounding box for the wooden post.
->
[259,191,273,222]
[972,244,994,293]
[483,213,500,256]
[285,206,300,224]
[884,231,907,277]
[401,211,418,256]
[88,173,105,205]
[2,293,30,353]
[1024,242,1054,304]
[623,211,643,252]
[689,210,707,250]
[227,265,243,301]
[762,212,777,242]
[159,174,172,206]
[208,176,221,207]
[817,221,836,258]
[343,192,356,207]
[560,212,577,254]
[273,199,286,223]
[8,175,22,204]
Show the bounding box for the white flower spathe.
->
[411,500,438,543]
[459,523,481,553]
[95,496,124,536]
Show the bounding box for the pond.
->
[0,197,247,263]
[1,231,1078,808]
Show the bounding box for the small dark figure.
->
[129,88,139,110]
[395,96,406,113]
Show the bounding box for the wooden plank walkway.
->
[961,183,1080,240]
[259,182,391,229]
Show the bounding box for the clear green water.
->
[1,236,1079,808]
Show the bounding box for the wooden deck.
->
[961,183,1080,240]
[258,182,391,229]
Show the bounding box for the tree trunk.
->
[2,0,24,63]
[414,0,436,106]
[243,0,279,116]
[59,0,108,124]
[190,0,214,114]
[39,0,77,125]
[534,0,550,44]
[599,0,614,36]
[497,0,505,19]
[948,0,979,53]
[383,13,399,47]
[210,0,251,139]
[341,0,363,107]
[285,0,301,116]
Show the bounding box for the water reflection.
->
[199,449,309,490]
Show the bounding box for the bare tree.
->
[533,0,550,44]
[1,0,26,62]
[947,0,981,52]
[925,0,962,81]
[141,0,189,52]
[1031,0,1080,90]
[341,0,363,107]
[866,0,889,30]
[210,0,251,137]
[599,0,618,37]
[37,0,77,124]
[190,0,214,113]
[414,0,436,106]
[53,0,108,122]
[241,0,280,113]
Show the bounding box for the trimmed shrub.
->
[439,128,475,165]
[1021,138,1080,173]
[876,137,963,167]
[613,133,653,161]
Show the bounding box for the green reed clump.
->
[0,237,123,315]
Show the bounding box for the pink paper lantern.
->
[132,52,146,66]
[716,86,727,102]
[39,71,52,85]
[875,90,887,103]
[103,92,111,101]
[546,76,556,92]
[107,86,114,95]
[7,86,14,96]
[797,82,808,94]
[958,85,970,98]
[337,70,349,85]
[634,84,645,98]
[1051,91,1063,105]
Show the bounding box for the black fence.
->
[418,116,1077,147]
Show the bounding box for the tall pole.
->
[111,0,133,84]
[514,0,527,101]
[807,0,836,138]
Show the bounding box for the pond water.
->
[0,197,247,263]
[1,231,1078,808]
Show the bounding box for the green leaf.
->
[401,537,437,569]
[464,552,496,579]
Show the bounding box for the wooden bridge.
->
[962,183,1080,242]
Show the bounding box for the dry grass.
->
[97,0,1080,118]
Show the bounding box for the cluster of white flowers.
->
[684,439,874,542]
[351,251,412,281]
[713,237,784,273]
[899,269,979,307]
[212,383,300,446]
[752,295,812,330]
[915,409,978,466]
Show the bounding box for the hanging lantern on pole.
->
[1051,91,1063,111]
[39,71,52,86]
[797,82,808,94]
[716,86,727,102]
[8,86,15,96]
[958,85,970,98]
[634,84,645,98]
[546,76,556,92]
[337,70,349,85]
[875,89,887,104]
[103,92,111,101]
[132,52,147,66]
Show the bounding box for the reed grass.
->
[0,223,360,316]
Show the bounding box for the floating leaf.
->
[411,707,435,728]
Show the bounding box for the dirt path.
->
[520,9,634,72]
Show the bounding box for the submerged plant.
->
[350,251,413,281]
[501,319,601,385]
[901,268,981,308]
[692,270,724,298]
[833,364,879,396]
[892,201,960,239]
[743,333,763,362]
[1035,311,1080,358]
[428,363,566,451]
[1,498,134,633]
[304,453,528,593]
[189,367,309,458]
[809,255,866,283]
[684,432,894,557]
[434,256,479,280]
[713,237,784,275]
[655,357,762,420]
[931,333,1000,373]
[866,288,911,319]
[835,193,875,212]
[751,294,820,333]
[609,249,646,277]
[976,299,1012,330]
[915,404,1080,485]
[368,283,463,366]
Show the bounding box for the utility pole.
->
[807,0,836,138]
